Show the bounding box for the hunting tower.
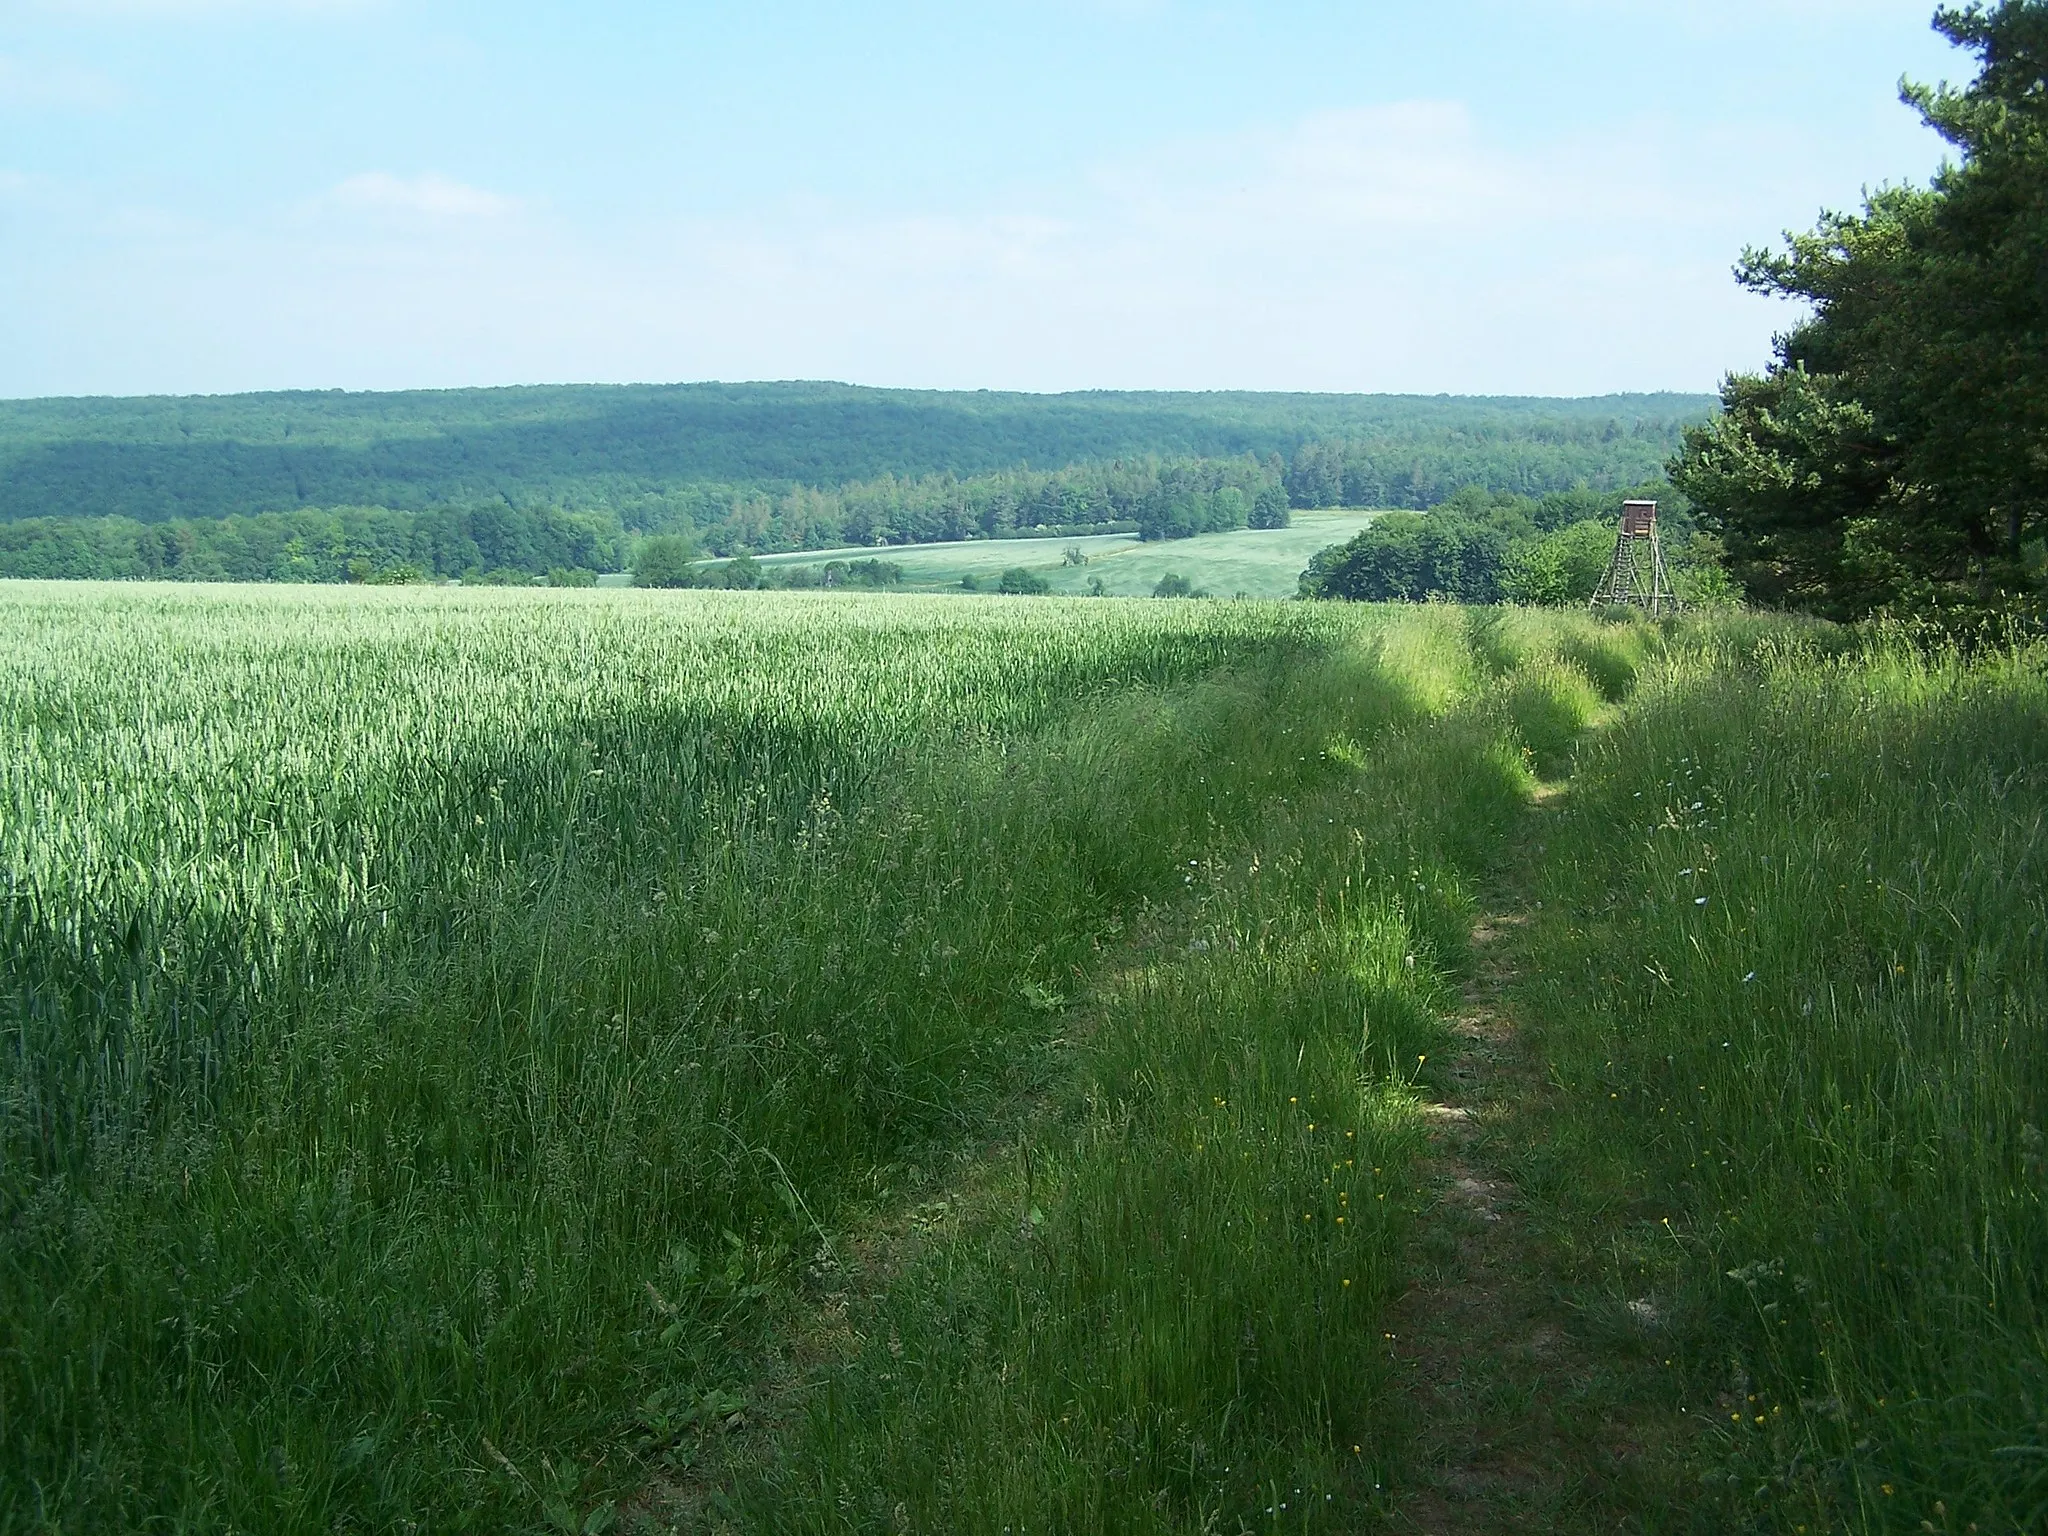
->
[1589,499,1678,613]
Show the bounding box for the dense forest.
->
[0,383,1712,581]
[0,504,625,586]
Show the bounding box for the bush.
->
[1498,521,1615,606]
[1249,484,1291,529]
[1299,514,1512,603]
[843,558,903,588]
[633,534,700,588]
[997,567,1052,596]
[1673,553,1743,608]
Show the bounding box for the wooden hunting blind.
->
[1590,499,1678,613]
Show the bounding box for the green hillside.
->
[0,382,1711,525]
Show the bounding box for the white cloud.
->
[606,98,1756,393]
[0,99,1815,397]
[0,53,120,110]
[1235,103,1539,229]
[316,171,518,220]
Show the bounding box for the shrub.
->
[632,534,700,588]
[998,567,1052,595]
[1498,521,1616,606]
[843,558,903,587]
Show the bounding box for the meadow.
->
[0,583,2040,1534]
[715,510,1384,598]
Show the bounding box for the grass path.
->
[625,622,2048,1533]
[677,773,1709,1534]
[1386,784,1699,1533]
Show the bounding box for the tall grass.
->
[0,583,1665,1532]
[0,584,1364,1532]
[1522,628,2048,1532]
[740,608,1640,1533]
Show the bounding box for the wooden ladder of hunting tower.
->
[1590,499,1678,613]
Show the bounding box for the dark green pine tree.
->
[1672,1,2048,619]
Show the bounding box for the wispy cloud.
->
[0,99,1803,397]
[0,54,120,110]
[1091,101,1559,236]
[315,171,518,220]
[638,96,1807,392]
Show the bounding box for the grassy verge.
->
[722,610,1657,1534]
[1515,625,2048,1533]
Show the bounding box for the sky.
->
[0,0,1967,399]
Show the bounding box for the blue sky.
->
[0,1,1964,398]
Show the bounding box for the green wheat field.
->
[2,583,2042,1534]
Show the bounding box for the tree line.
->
[0,504,623,585]
[1299,483,1735,606]
[0,440,1693,584]
[660,457,1290,556]
[1278,422,1680,510]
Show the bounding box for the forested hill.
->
[0,382,1712,524]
